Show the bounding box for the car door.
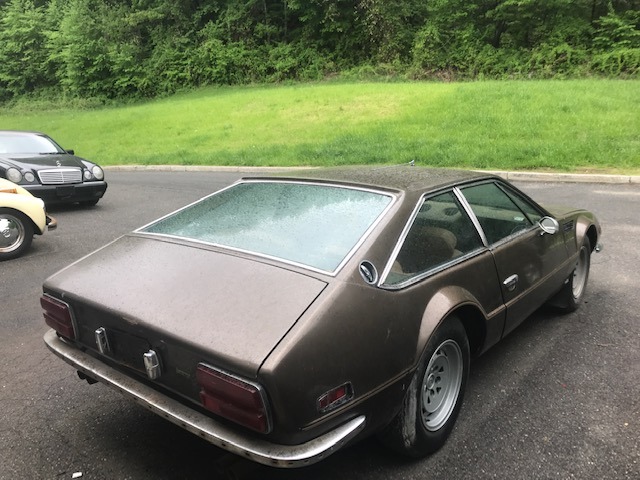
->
[458,181,569,336]
[382,189,508,348]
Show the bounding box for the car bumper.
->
[46,214,57,230]
[43,330,366,468]
[24,181,107,204]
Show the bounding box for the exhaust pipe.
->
[77,370,98,385]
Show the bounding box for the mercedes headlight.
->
[91,165,104,181]
[6,167,22,183]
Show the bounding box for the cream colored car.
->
[0,178,56,260]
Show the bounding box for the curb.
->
[104,165,310,173]
[104,165,640,184]
[482,170,640,184]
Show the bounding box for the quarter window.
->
[385,191,484,285]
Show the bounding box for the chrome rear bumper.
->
[44,329,366,468]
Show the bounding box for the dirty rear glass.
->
[141,181,393,272]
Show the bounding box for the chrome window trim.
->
[378,187,486,287]
[453,186,489,247]
[136,179,398,277]
[378,192,427,286]
[134,231,345,276]
[495,181,548,224]
[455,180,542,249]
[481,222,541,250]
[379,247,487,290]
[136,182,241,231]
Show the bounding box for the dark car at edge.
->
[0,130,107,206]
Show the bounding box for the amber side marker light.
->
[0,188,18,194]
[196,363,272,434]
[41,295,75,340]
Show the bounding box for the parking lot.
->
[1,171,638,479]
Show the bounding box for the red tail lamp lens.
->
[317,382,354,413]
[196,363,272,434]
[41,295,75,339]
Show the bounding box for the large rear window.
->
[141,181,394,273]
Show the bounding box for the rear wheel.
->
[379,317,470,457]
[557,237,591,312]
[0,208,34,261]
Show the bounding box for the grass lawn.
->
[1,79,638,173]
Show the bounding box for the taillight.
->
[196,363,272,434]
[41,295,75,340]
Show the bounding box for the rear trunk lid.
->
[44,234,327,379]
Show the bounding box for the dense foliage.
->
[0,0,638,100]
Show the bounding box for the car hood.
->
[43,234,328,375]
[0,153,86,170]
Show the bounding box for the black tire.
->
[556,236,591,313]
[0,208,34,261]
[379,316,470,457]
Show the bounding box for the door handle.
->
[503,274,519,292]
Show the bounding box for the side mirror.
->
[66,149,75,155]
[539,216,560,235]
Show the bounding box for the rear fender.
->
[416,286,488,363]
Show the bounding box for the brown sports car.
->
[42,166,601,467]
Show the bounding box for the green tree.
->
[0,0,51,98]
[594,6,640,48]
[56,0,115,97]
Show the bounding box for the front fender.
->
[574,212,601,253]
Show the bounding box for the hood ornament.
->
[56,160,62,167]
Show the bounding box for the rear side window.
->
[385,191,484,285]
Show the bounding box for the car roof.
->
[0,130,44,135]
[242,165,496,195]
[0,130,48,139]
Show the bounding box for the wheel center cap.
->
[426,373,436,390]
[1,228,10,238]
